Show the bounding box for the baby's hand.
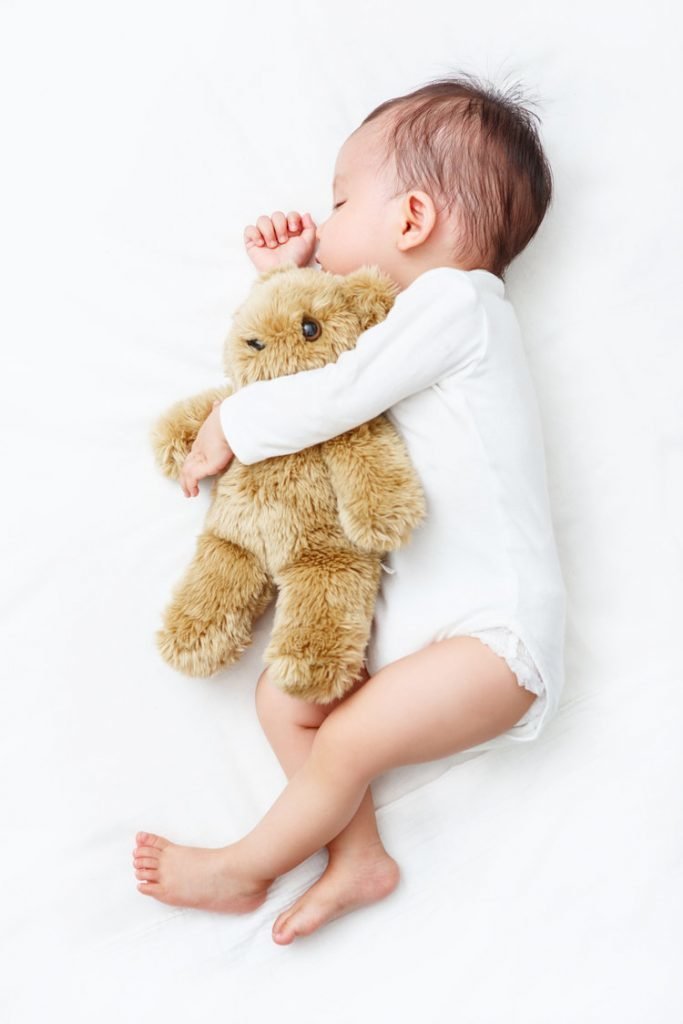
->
[179,401,234,498]
[244,211,318,272]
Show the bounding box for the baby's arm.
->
[178,210,318,496]
[220,267,484,465]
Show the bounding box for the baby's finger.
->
[244,225,265,248]
[270,211,288,244]
[301,212,317,234]
[180,460,198,497]
[286,210,302,234]
[256,215,277,248]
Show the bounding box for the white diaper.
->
[435,624,548,735]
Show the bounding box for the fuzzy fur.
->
[150,262,426,702]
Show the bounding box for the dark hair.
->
[357,72,553,279]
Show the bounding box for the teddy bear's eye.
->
[301,317,322,341]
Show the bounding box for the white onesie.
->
[219,266,567,745]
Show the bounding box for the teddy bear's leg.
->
[263,549,383,704]
[156,531,274,677]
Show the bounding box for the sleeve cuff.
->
[219,392,257,465]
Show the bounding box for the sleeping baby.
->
[132,71,567,946]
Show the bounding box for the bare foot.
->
[271,843,400,944]
[132,831,273,912]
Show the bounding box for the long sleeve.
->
[219,265,485,464]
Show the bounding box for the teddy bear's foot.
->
[155,616,246,678]
[156,532,274,678]
[265,652,364,705]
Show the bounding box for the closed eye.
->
[333,201,346,210]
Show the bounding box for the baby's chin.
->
[317,257,385,277]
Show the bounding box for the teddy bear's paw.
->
[351,520,413,552]
[349,490,428,551]
[341,512,416,553]
[265,654,360,705]
[155,618,245,678]
[150,433,193,480]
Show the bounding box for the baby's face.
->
[314,120,402,283]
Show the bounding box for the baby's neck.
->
[394,257,482,292]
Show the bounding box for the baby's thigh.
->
[255,663,370,729]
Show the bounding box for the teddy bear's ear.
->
[255,260,299,284]
[342,265,400,332]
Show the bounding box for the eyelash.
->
[333,201,346,210]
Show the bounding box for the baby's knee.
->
[254,667,285,725]
[254,667,332,729]
[313,702,372,782]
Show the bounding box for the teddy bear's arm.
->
[150,383,235,480]
[321,416,427,552]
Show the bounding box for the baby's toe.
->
[272,909,292,934]
[135,846,162,861]
[273,913,298,944]
[133,854,159,870]
[135,866,160,882]
[136,832,170,851]
[137,882,161,896]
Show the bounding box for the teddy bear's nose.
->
[246,338,266,351]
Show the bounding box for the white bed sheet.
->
[1,1,681,1021]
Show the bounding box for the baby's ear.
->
[342,265,400,332]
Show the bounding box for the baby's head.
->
[314,72,553,289]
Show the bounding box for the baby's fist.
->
[244,211,318,271]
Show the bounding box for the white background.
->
[1,1,681,1021]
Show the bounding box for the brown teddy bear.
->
[150,262,426,703]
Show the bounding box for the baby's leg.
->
[255,665,383,857]
[133,637,536,937]
[231,635,537,884]
[255,666,400,942]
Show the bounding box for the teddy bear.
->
[150,261,427,704]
